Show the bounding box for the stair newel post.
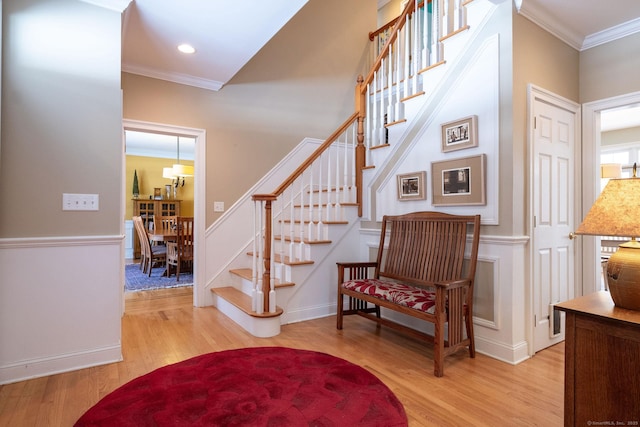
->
[252,194,276,313]
[251,200,259,312]
[355,74,366,217]
[262,196,275,313]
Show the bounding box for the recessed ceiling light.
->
[177,44,196,54]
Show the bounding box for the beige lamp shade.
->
[575,178,640,238]
[173,164,194,177]
[600,163,622,179]
[577,177,640,311]
[163,167,176,179]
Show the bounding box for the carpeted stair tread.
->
[211,287,283,318]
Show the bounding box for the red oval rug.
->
[75,347,407,426]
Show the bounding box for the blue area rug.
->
[125,263,193,292]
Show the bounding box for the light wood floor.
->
[0,287,564,426]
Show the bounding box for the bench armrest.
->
[337,261,378,284]
[432,278,472,290]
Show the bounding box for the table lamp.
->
[576,167,640,310]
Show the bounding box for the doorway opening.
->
[122,119,206,307]
[582,92,640,294]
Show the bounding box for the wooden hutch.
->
[132,198,181,259]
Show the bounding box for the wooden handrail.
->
[369,0,427,41]
[252,111,359,202]
[361,0,416,93]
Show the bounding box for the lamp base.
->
[606,240,640,311]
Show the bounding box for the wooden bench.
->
[336,211,481,377]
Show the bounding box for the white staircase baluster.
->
[442,0,449,36]
[422,0,430,68]
[343,127,349,203]
[386,48,393,125]
[325,150,332,222]
[403,14,410,99]
[317,152,323,239]
[300,162,317,240]
[411,4,419,94]
[334,143,341,220]
[299,173,306,260]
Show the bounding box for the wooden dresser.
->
[555,291,640,426]
[132,199,181,259]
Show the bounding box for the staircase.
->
[208,0,497,337]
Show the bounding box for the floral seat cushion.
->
[342,278,437,315]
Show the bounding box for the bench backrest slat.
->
[376,212,480,290]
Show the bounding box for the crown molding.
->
[515,0,582,50]
[582,16,640,50]
[80,0,132,13]
[515,0,640,51]
[122,63,225,92]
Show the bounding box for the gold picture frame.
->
[441,115,478,152]
[397,171,426,201]
[431,154,486,206]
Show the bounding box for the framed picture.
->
[397,171,426,201]
[441,115,478,152]
[431,154,486,206]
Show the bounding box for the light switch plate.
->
[63,193,99,211]
[214,201,224,212]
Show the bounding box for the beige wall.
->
[580,32,640,104]
[123,0,376,228]
[510,11,580,236]
[125,156,195,218]
[0,0,122,238]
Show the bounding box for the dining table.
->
[147,230,177,243]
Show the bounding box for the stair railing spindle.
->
[298,173,306,260]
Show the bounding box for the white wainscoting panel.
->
[0,235,123,384]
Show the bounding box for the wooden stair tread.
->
[229,268,295,288]
[245,252,314,266]
[280,219,348,225]
[293,202,358,208]
[211,287,283,318]
[274,236,332,245]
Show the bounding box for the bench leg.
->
[465,308,476,358]
[337,290,344,330]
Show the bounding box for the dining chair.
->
[167,216,194,280]
[156,215,176,233]
[133,215,167,276]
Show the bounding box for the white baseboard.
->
[0,345,122,385]
[475,336,530,365]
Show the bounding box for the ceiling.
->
[121,0,640,154]
[121,0,308,91]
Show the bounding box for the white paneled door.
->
[531,88,580,353]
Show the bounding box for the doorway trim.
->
[582,90,640,295]
[122,119,206,307]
